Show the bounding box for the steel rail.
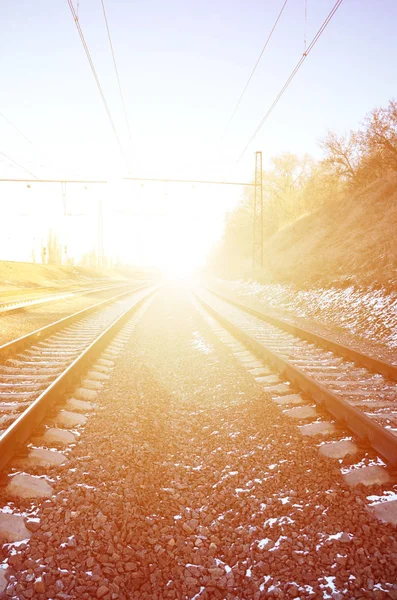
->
[195,292,397,466]
[205,286,397,382]
[0,284,149,360]
[0,281,136,316]
[0,285,157,471]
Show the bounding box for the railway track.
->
[0,287,395,598]
[0,284,156,471]
[0,281,135,315]
[196,287,397,467]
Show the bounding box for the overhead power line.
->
[0,112,33,145]
[66,0,130,171]
[0,111,61,175]
[100,0,133,145]
[0,178,106,184]
[304,0,308,53]
[237,0,344,162]
[0,151,38,179]
[123,176,254,186]
[0,176,254,187]
[221,0,289,139]
[0,112,40,176]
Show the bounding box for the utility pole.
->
[61,181,67,214]
[97,198,104,268]
[61,181,67,265]
[252,151,263,269]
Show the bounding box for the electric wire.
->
[0,112,38,177]
[0,151,38,179]
[304,0,308,53]
[66,0,130,171]
[237,0,344,163]
[221,0,289,140]
[100,0,133,145]
[0,112,34,145]
[0,112,73,179]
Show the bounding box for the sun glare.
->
[160,260,198,283]
[0,172,239,269]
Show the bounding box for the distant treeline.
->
[210,100,397,273]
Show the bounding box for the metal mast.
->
[252,151,263,269]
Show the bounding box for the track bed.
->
[0,287,395,600]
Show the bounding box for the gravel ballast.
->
[0,286,135,346]
[1,287,396,599]
[211,280,397,366]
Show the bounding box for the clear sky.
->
[0,0,396,269]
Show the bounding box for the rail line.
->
[0,284,156,470]
[196,287,397,465]
[0,281,137,315]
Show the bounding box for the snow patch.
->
[367,490,397,505]
[191,331,213,354]
[257,538,272,549]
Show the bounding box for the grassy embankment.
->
[251,175,396,289]
[0,262,150,293]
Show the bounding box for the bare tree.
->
[47,229,62,265]
[320,130,360,183]
[359,100,397,172]
[263,153,313,228]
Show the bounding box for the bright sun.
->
[0,179,240,269]
[160,259,197,281]
[103,183,229,274]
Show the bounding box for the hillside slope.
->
[256,175,397,288]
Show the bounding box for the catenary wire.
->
[0,111,61,175]
[221,0,289,140]
[66,0,130,171]
[0,151,38,179]
[0,112,34,145]
[304,0,308,53]
[237,0,344,163]
[100,0,133,145]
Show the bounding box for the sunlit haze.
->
[0,2,396,595]
[1,0,396,271]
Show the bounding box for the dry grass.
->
[257,174,397,288]
[0,261,126,291]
